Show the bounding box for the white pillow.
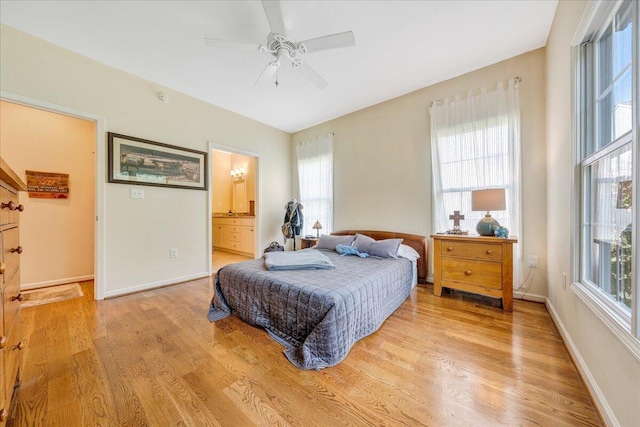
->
[398,244,420,262]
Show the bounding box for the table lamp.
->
[313,220,323,238]
[472,188,506,236]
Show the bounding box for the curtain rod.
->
[296,132,334,145]
[430,76,521,108]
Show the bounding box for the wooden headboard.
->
[331,230,428,284]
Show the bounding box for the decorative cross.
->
[449,210,465,227]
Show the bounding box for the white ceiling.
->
[0,1,557,133]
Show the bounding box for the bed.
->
[208,230,428,370]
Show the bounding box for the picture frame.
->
[108,132,207,190]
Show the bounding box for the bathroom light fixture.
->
[230,167,246,178]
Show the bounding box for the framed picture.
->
[108,133,207,190]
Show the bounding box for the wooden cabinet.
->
[300,238,319,249]
[0,158,27,425]
[241,226,255,253]
[212,217,255,256]
[431,234,517,311]
[213,223,222,248]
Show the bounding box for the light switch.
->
[130,188,144,199]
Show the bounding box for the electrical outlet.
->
[562,272,567,290]
[528,255,539,268]
[170,248,178,258]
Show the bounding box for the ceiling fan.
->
[204,0,355,89]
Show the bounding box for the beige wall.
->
[0,100,95,288]
[545,1,640,426]
[0,24,291,297]
[292,48,548,296]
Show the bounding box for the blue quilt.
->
[263,249,335,270]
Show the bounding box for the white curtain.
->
[430,78,522,283]
[296,133,333,237]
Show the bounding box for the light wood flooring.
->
[8,279,602,426]
[212,249,252,273]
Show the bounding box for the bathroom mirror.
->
[232,179,247,212]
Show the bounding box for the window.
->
[576,0,638,336]
[430,79,522,282]
[296,133,333,237]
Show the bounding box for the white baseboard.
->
[513,291,546,303]
[545,298,618,427]
[102,272,210,299]
[21,274,94,290]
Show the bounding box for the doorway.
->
[0,92,105,299]
[208,143,260,275]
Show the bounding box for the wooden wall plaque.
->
[25,170,69,199]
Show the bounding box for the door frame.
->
[208,141,260,275]
[0,91,106,300]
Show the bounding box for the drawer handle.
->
[0,201,24,212]
[0,336,6,349]
[464,270,472,276]
[0,408,7,422]
[13,341,25,351]
[1,200,15,210]
[11,293,23,302]
[486,249,493,254]
[0,261,4,275]
[447,247,453,251]
[11,245,23,254]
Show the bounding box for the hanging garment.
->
[282,199,304,243]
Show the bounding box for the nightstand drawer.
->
[432,231,517,309]
[441,241,502,261]
[441,257,502,289]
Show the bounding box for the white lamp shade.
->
[472,188,506,212]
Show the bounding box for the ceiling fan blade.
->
[299,31,355,54]
[253,61,280,87]
[262,0,287,35]
[204,38,259,51]
[295,61,328,90]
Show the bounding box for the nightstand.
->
[300,237,319,249]
[431,234,518,311]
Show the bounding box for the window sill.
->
[571,282,640,362]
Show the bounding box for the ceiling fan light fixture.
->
[204,0,355,90]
